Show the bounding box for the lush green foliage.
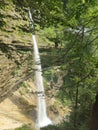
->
[10,0,63,27]
[57,1,98,130]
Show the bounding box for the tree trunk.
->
[74,85,79,127]
[90,94,98,130]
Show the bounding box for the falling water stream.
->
[29,10,52,128]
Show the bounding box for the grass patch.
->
[15,125,33,130]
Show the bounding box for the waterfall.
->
[29,10,52,128]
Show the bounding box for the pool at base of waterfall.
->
[36,117,53,128]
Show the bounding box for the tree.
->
[58,1,98,129]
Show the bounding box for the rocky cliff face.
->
[0,0,34,102]
[0,1,36,129]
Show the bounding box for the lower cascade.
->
[33,34,52,128]
[32,34,52,128]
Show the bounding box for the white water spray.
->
[29,10,52,128]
